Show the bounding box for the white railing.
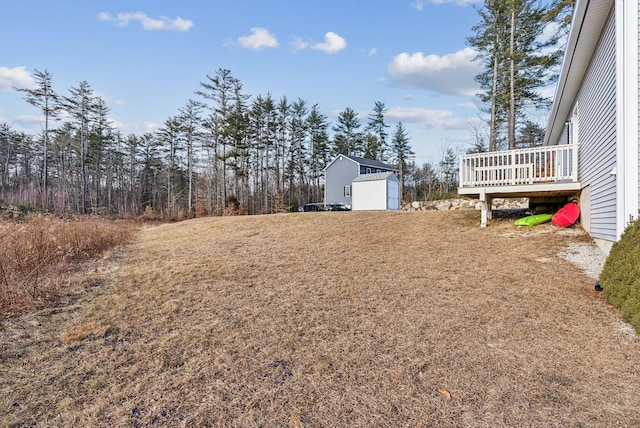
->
[459,144,578,188]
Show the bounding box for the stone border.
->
[402,198,529,212]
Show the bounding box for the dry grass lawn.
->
[1,210,639,427]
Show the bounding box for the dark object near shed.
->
[326,203,350,211]
[298,203,325,212]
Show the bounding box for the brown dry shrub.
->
[222,205,247,216]
[176,208,188,222]
[0,216,137,316]
[273,192,291,213]
[139,205,160,221]
[195,202,208,218]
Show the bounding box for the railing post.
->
[571,143,578,181]
[510,150,515,185]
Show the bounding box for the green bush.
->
[17,204,33,215]
[600,217,640,334]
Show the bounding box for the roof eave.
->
[322,154,358,172]
[323,154,398,172]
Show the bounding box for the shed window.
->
[366,167,372,174]
[344,185,351,197]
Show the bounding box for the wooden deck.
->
[458,144,581,226]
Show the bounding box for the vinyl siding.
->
[352,180,386,211]
[576,9,618,241]
[351,173,399,211]
[324,156,358,205]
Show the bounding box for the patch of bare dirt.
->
[1,210,638,427]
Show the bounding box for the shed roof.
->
[344,155,397,171]
[352,171,398,182]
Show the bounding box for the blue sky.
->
[1,0,491,164]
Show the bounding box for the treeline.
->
[1,68,459,218]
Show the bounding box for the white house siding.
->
[574,9,618,241]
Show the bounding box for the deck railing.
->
[459,144,578,188]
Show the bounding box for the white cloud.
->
[0,66,35,91]
[412,1,424,11]
[237,27,279,50]
[539,83,557,100]
[387,106,468,130]
[457,101,478,109]
[112,120,160,135]
[99,11,193,32]
[359,47,378,57]
[312,32,347,54]
[94,91,126,106]
[14,114,44,125]
[387,47,481,97]
[540,21,561,44]
[12,110,71,131]
[290,37,309,52]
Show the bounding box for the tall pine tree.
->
[16,69,60,209]
[468,0,566,150]
[332,107,363,156]
[390,122,414,199]
[62,81,97,214]
[366,101,389,161]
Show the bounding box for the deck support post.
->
[479,190,493,227]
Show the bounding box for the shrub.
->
[139,205,160,221]
[17,204,33,215]
[600,217,640,334]
[226,195,240,210]
[195,202,208,218]
[176,208,188,222]
[0,217,138,317]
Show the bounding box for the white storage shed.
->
[351,172,400,211]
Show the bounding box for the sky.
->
[1,0,505,164]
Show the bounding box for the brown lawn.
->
[1,210,638,427]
